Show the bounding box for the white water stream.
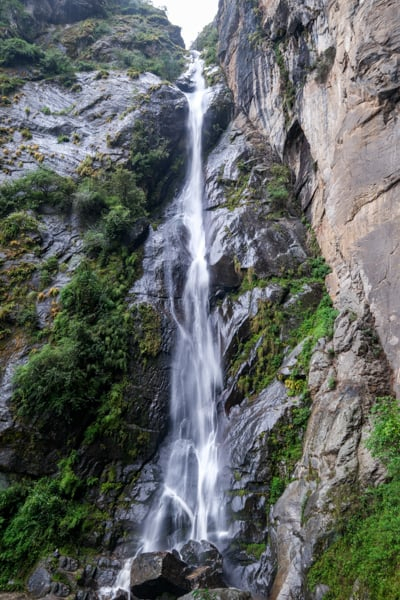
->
[142,54,224,551]
[102,54,225,598]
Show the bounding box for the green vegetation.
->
[0,154,161,585]
[231,274,337,400]
[268,405,311,503]
[0,171,74,342]
[58,1,186,80]
[0,0,185,98]
[0,0,33,37]
[0,462,101,589]
[0,38,42,66]
[0,168,75,217]
[308,396,400,599]
[0,73,23,95]
[131,117,184,208]
[366,396,400,478]
[227,188,338,508]
[267,164,291,205]
[39,49,76,85]
[0,211,38,244]
[133,303,162,359]
[274,42,296,123]
[13,261,132,431]
[245,542,267,560]
[232,284,337,506]
[194,23,218,66]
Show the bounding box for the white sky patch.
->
[154,0,219,47]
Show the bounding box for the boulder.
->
[130,552,190,599]
[180,540,223,569]
[27,567,51,598]
[180,540,226,589]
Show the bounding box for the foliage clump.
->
[0,168,76,217]
[308,395,400,599]
[0,37,42,66]
[194,23,219,66]
[0,464,100,589]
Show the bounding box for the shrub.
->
[0,37,42,66]
[104,167,147,217]
[59,262,110,319]
[73,187,107,222]
[82,228,108,258]
[103,204,133,243]
[194,23,219,66]
[0,211,38,243]
[267,164,291,203]
[13,340,88,423]
[40,49,76,85]
[0,169,76,216]
[0,73,24,95]
[0,476,91,587]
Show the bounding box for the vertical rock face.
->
[218,0,400,392]
[217,0,399,596]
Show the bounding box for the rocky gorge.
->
[0,1,399,599]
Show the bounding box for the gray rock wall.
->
[216,0,399,596]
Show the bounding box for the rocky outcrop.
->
[269,290,391,599]
[217,0,400,392]
[0,72,187,194]
[216,0,399,596]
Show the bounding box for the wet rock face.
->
[202,84,234,155]
[222,380,294,594]
[204,114,308,299]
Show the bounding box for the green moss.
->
[133,303,162,359]
[245,543,266,560]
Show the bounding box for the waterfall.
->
[142,53,225,551]
[100,54,225,600]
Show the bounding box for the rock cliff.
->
[0,1,399,599]
[217,0,399,597]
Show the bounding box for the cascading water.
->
[141,53,225,552]
[100,54,226,600]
